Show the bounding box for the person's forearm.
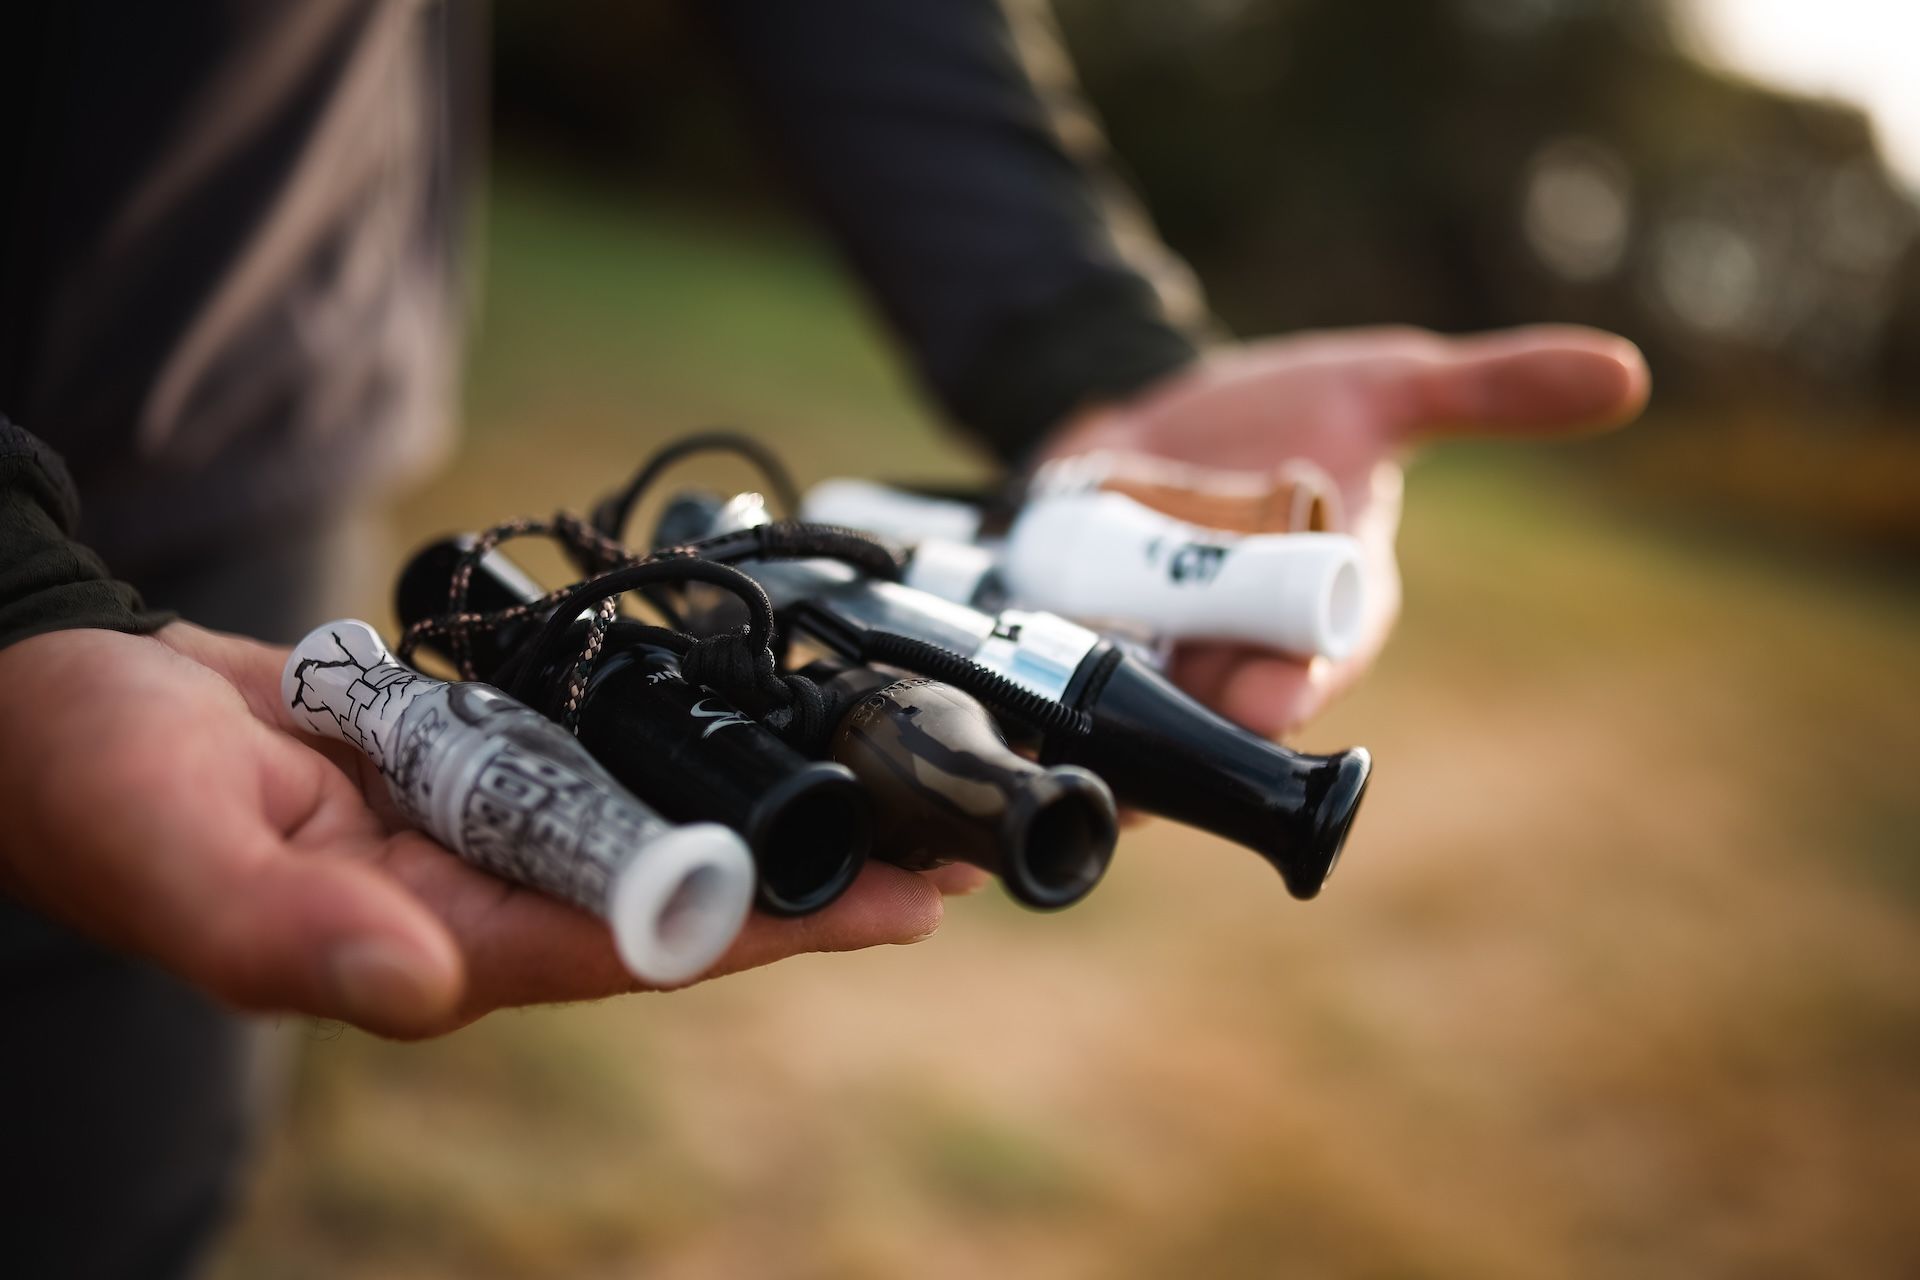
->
[0,415,171,651]
[705,0,1205,461]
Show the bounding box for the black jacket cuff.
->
[949,274,1203,465]
[0,416,173,651]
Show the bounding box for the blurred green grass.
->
[213,162,1920,1280]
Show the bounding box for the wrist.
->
[0,417,172,654]
[1035,401,1143,464]
[1034,351,1222,464]
[951,275,1204,466]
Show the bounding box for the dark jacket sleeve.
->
[0,415,171,650]
[706,0,1206,461]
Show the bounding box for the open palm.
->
[0,624,947,1038]
[1040,324,1650,737]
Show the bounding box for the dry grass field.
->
[210,167,1920,1280]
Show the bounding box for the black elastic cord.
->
[504,558,774,702]
[592,430,801,545]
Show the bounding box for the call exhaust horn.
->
[811,663,1117,910]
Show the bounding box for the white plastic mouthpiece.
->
[283,620,755,985]
[800,478,984,544]
[1001,492,1367,659]
[607,823,757,985]
[901,537,998,603]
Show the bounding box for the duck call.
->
[283,620,755,985]
[796,481,1365,660]
[811,663,1116,910]
[396,539,871,917]
[674,550,1370,901]
[998,490,1365,660]
[803,454,1342,540]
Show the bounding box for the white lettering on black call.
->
[688,698,754,738]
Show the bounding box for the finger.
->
[1170,643,1322,739]
[173,838,466,1038]
[1230,656,1342,739]
[705,862,944,979]
[456,859,961,1001]
[367,830,640,1020]
[1392,325,1650,443]
[156,623,412,823]
[1169,638,1380,740]
[924,863,992,896]
[370,841,944,1020]
[66,721,466,1038]
[154,621,295,726]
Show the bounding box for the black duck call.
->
[810,663,1116,910]
[396,539,871,916]
[683,551,1369,900]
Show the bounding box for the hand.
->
[1038,324,1650,737]
[0,623,952,1038]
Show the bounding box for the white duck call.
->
[1000,490,1365,660]
[282,620,755,986]
[801,481,1366,660]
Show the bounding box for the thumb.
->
[1392,324,1650,443]
[703,862,946,981]
[181,844,466,1038]
[153,621,294,725]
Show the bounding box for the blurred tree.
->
[1054,0,1919,413]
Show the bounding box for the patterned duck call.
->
[282,620,755,985]
[395,538,872,916]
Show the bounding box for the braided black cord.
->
[398,442,1033,756]
[396,509,833,745]
[671,520,905,579]
[501,555,833,747]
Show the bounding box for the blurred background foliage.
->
[492,0,1920,549]
[212,3,1919,1277]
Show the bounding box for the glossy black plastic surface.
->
[1047,652,1369,899]
[717,559,1371,899]
[397,538,871,915]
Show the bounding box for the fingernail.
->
[328,939,447,1030]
